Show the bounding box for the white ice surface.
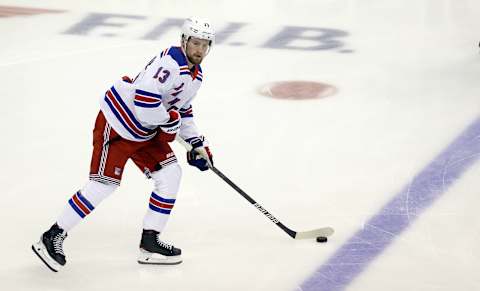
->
[0,1,479,291]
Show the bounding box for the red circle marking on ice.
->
[259,81,337,100]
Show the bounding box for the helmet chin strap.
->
[181,35,188,52]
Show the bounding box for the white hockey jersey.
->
[100,46,205,143]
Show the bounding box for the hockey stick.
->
[176,138,334,240]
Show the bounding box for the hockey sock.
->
[56,180,117,232]
[142,164,181,232]
[143,192,176,232]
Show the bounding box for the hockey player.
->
[32,17,215,272]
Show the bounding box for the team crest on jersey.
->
[171,82,184,97]
[173,83,184,91]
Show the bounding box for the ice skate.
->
[32,223,67,272]
[137,229,182,265]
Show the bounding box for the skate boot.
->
[32,223,67,272]
[137,229,182,265]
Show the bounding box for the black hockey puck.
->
[316,236,328,243]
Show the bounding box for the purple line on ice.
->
[301,117,480,291]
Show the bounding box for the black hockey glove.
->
[185,137,213,171]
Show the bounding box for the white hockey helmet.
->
[181,17,215,47]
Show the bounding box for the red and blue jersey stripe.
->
[68,191,95,218]
[196,71,203,82]
[104,86,156,140]
[149,192,176,214]
[190,64,202,81]
[134,89,162,108]
[179,65,190,76]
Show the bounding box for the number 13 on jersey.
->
[153,67,170,83]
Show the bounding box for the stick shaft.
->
[176,137,296,238]
[209,166,296,238]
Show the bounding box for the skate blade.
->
[137,249,182,265]
[31,240,62,272]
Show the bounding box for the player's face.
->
[185,37,210,65]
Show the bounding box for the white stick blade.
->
[294,227,334,239]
